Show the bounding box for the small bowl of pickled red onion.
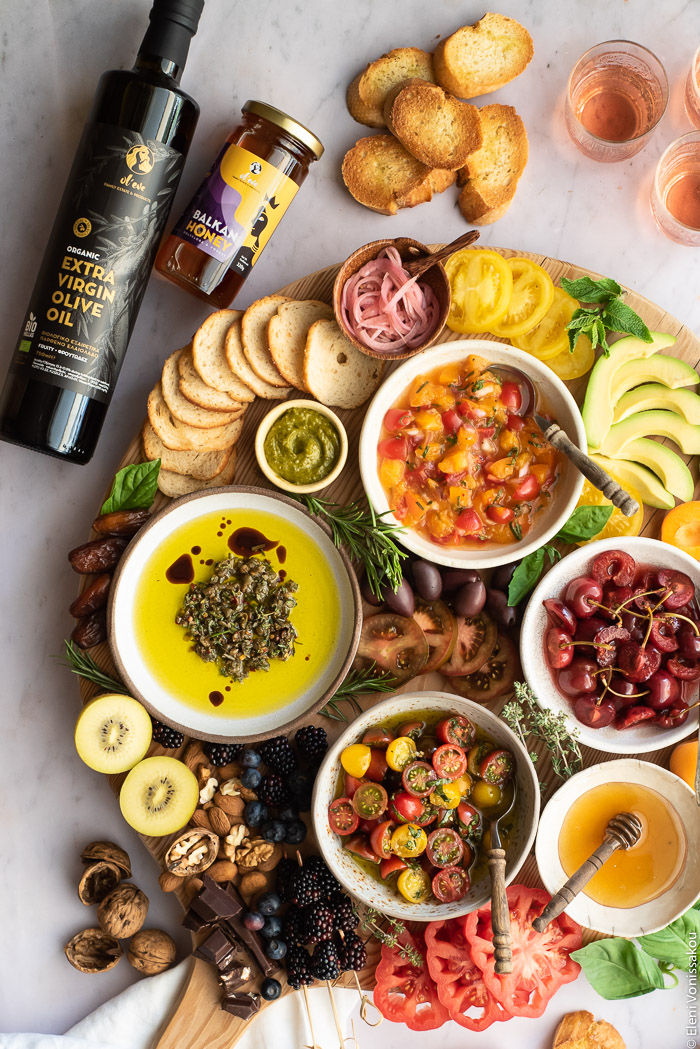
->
[333,237,450,360]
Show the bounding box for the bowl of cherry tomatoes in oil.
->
[520,536,700,753]
[311,692,539,920]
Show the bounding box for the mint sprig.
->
[561,275,652,356]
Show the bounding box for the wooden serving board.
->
[76,246,700,1048]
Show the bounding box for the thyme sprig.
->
[295,495,407,598]
[319,662,397,721]
[501,681,582,781]
[361,908,424,968]
[61,641,129,695]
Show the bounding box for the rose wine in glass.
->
[684,46,700,130]
[651,133,700,246]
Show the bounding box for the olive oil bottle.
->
[0,0,204,464]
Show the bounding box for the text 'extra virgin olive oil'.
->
[0,0,204,464]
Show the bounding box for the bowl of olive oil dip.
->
[255,400,347,493]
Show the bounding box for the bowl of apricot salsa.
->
[359,341,586,568]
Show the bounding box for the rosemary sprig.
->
[361,908,424,968]
[319,662,397,721]
[501,681,582,781]
[295,495,407,598]
[61,641,129,695]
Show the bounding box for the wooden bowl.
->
[332,237,450,361]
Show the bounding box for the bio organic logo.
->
[24,312,37,338]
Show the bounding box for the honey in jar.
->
[156,100,323,306]
[558,782,686,908]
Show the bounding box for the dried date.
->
[92,510,151,536]
[69,574,112,618]
[68,537,128,574]
[71,610,107,649]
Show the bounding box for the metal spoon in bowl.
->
[485,780,518,975]
[489,365,640,518]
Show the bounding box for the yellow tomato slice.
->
[661,501,700,560]
[397,867,431,903]
[490,258,554,338]
[511,286,579,360]
[445,249,513,334]
[547,334,595,381]
[575,474,644,544]
[391,823,428,858]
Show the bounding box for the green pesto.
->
[264,407,340,485]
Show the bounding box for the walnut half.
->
[78,861,122,906]
[65,928,122,973]
[165,828,219,876]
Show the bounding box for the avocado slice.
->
[582,331,677,450]
[610,354,697,402]
[600,410,700,456]
[606,438,694,502]
[613,384,700,425]
[589,454,675,509]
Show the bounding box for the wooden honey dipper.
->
[532,812,643,933]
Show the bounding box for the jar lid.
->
[243,100,324,160]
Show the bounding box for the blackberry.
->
[259,735,297,775]
[312,941,340,981]
[151,719,184,749]
[285,944,313,989]
[287,769,313,811]
[295,725,328,765]
[338,933,367,973]
[203,742,243,766]
[305,855,340,898]
[288,866,321,907]
[302,901,335,943]
[329,893,358,934]
[283,905,305,944]
[276,858,299,903]
[259,772,290,807]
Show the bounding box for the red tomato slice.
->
[370,820,395,859]
[512,474,541,500]
[328,797,359,835]
[431,866,470,903]
[412,599,458,673]
[383,408,414,433]
[425,918,511,1032]
[441,408,462,434]
[379,437,408,460]
[486,505,514,524]
[507,412,525,431]
[426,828,464,868]
[344,833,380,863]
[402,760,438,797]
[433,743,467,780]
[464,885,582,1018]
[436,715,476,747]
[455,508,482,534]
[374,928,450,1031]
[500,381,522,412]
[380,855,407,879]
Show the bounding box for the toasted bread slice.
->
[553,1010,626,1049]
[147,383,245,452]
[347,47,435,128]
[192,310,255,401]
[142,422,232,480]
[157,448,238,497]
[383,79,482,170]
[241,295,292,388]
[268,299,334,390]
[177,347,245,413]
[342,135,454,215]
[457,104,528,224]
[162,348,245,429]
[303,319,384,409]
[433,13,534,99]
[224,318,288,399]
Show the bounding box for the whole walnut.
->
[97,883,148,938]
[127,929,176,974]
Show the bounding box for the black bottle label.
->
[12,122,183,404]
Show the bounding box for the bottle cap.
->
[150,0,204,36]
[243,101,324,159]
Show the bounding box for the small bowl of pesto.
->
[255,400,348,494]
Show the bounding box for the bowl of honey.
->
[536,758,699,936]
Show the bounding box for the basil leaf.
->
[601,297,653,343]
[101,460,161,514]
[571,939,665,999]
[507,547,546,606]
[561,275,622,303]
[555,505,613,544]
[638,910,700,972]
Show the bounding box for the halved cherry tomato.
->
[445,249,513,334]
[365,748,388,782]
[358,817,380,833]
[436,715,476,748]
[389,791,425,824]
[352,781,388,819]
[433,743,468,780]
[467,742,493,777]
[386,735,418,771]
[402,760,438,797]
[362,726,394,749]
[397,867,432,904]
[432,866,470,903]
[457,801,483,842]
[426,827,464,868]
[378,436,409,460]
[455,508,482,534]
[344,833,380,863]
[391,822,428,858]
[412,599,458,673]
[397,720,426,740]
[358,614,429,683]
[511,286,578,360]
[344,773,363,798]
[453,773,473,797]
[429,781,462,810]
[500,380,523,413]
[512,474,541,500]
[383,408,414,433]
[486,505,514,524]
[490,258,554,339]
[340,743,371,778]
[370,820,396,859]
[328,797,359,835]
[380,855,407,879]
[425,918,510,1032]
[480,749,515,785]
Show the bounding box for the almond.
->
[217,763,242,780]
[206,860,238,883]
[209,806,231,835]
[183,741,206,770]
[239,871,271,903]
[190,809,213,831]
[214,792,245,817]
[158,870,182,893]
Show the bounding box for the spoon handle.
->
[488,848,513,974]
[404,230,480,277]
[532,837,621,933]
[539,421,640,518]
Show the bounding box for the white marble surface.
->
[1,0,699,1041]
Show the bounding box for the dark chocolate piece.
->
[193,926,238,970]
[191,875,243,923]
[221,992,261,1019]
[219,963,253,994]
[224,917,276,978]
[181,907,210,933]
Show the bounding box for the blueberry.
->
[241,767,262,790]
[242,748,261,768]
[265,938,287,961]
[285,819,308,845]
[244,801,268,827]
[261,819,286,843]
[261,977,282,1001]
[243,911,264,932]
[258,891,281,916]
[279,803,299,823]
[261,915,283,939]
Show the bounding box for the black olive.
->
[383,577,415,617]
[441,568,481,592]
[453,580,487,618]
[485,587,521,628]
[412,560,443,601]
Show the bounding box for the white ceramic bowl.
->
[358,339,586,568]
[520,535,700,753]
[311,691,540,921]
[536,759,700,936]
[255,399,348,495]
[108,486,361,742]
